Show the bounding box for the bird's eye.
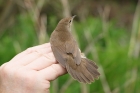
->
[69,20,71,23]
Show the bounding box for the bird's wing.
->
[65,40,81,65]
[51,40,81,67]
[51,44,67,68]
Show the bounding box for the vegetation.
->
[0,0,140,93]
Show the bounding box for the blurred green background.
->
[0,0,140,93]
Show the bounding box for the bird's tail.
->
[66,57,100,84]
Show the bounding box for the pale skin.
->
[0,43,67,93]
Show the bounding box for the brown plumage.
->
[50,16,100,83]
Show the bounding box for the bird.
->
[50,15,100,84]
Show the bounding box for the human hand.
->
[0,43,67,93]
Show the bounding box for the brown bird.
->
[50,15,100,84]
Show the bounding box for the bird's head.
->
[56,15,76,31]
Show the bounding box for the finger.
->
[17,46,52,66]
[25,52,56,70]
[35,46,52,55]
[39,64,67,81]
[10,43,51,63]
[30,43,51,50]
[13,51,41,66]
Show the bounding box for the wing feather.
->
[51,44,67,68]
[66,40,81,65]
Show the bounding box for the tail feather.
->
[87,59,98,69]
[78,72,89,83]
[71,66,92,83]
[66,64,77,80]
[66,64,83,82]
[66,56,100,84]
[86,65,100,79]
[85,60,100,79]
[80,65,94,83]
[70,67,82,82]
